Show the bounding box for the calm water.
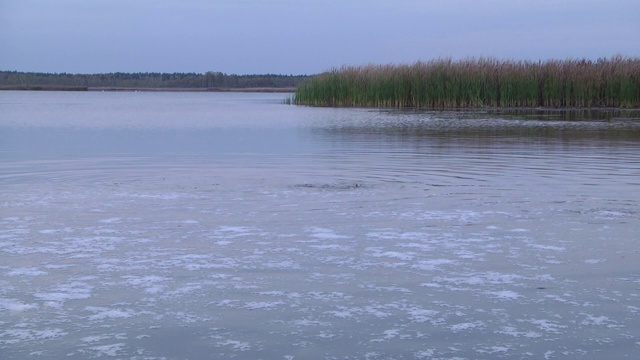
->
[1,91,639,359]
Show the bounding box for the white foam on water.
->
[412,258,456,270]
[310,244,351,251]
[405,307,439,323]
[85,343,126,357]
[81,335,111,343]
[0,298,39,312]
[99,217,122,224]
[584,258,606,264]
[34,281,93,304]
[450,321,485,332]
[518,318,568,334]
[370,328,401,342]
[579,313,619,327]
[244,301,284,310]
[5,267,48,276]
[485,290,522,300]
[307,227,351,240]
[495,326,542,338]
[529,244,566,252]
[2,124,639,359]
[217,339,250,351]
[85,306,137,320]
[0,328,67,345]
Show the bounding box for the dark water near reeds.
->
[1,91,639,359]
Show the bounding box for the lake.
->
[1,91,639,359]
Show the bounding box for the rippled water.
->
[1,91,639,359]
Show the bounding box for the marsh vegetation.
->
[294,56,640,109]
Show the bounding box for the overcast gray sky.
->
[1,0,638,75]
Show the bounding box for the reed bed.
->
[294,56,640,108]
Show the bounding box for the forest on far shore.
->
[0,70,309,90]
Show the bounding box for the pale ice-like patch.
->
[117,192,182,200]
[454,249,485,260]
[0,328,67,344]
[99,217,122,224]
[218,339,250,351]
[366,231,429,241]
[382,329,400,339]
[412,258,456,270]
[0,298,38,312]
[371,329,401,342]
[450,321,485,332]
[317,331,337,339]
[404,307,438,323]
[171,311,205,323]
[34,281,93,304]
[144,284,166,294]
[326,305,392,319]
[579,314,618,327]
[5,267,47,276]
[359,284,411,294]
[307,291,352,301]
[519,318,567,334]
[81,335,111,343]
[368,248,414,261]
[436,272,523,286]
[397,242,433,252]
[485,290,521,300]
[264,260,300,269]
[85,343,125,357]
[363,305,393,318]
[415,349,436,359]
[244,301,284,310]
[212,226,256,239]
[420,282,442,288]
[38,228,73,234]
[584,259,606,264]
[122,275,170,294]
[595,210,629,218]
[476,346,511,355]
[310,244,351,251]
[85,306,137,320]
[164,284,202,297]
[290,319,329,327]
[495,326,541,338]
[307,227,350,240]
[326,308,353,319]
[218,226,251,232]
[529,244,565,252]
[401,210,481,222]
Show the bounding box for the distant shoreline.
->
[0,85,296,93]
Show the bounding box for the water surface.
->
[1,91,639,359]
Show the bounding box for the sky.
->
[1,0,639,75]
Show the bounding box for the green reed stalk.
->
[293,57,640,109]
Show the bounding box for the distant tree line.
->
[0,71,309,89]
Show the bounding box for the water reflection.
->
[312,108,640,146]
[2,92,640,359]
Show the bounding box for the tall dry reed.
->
[294,56,640,108]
